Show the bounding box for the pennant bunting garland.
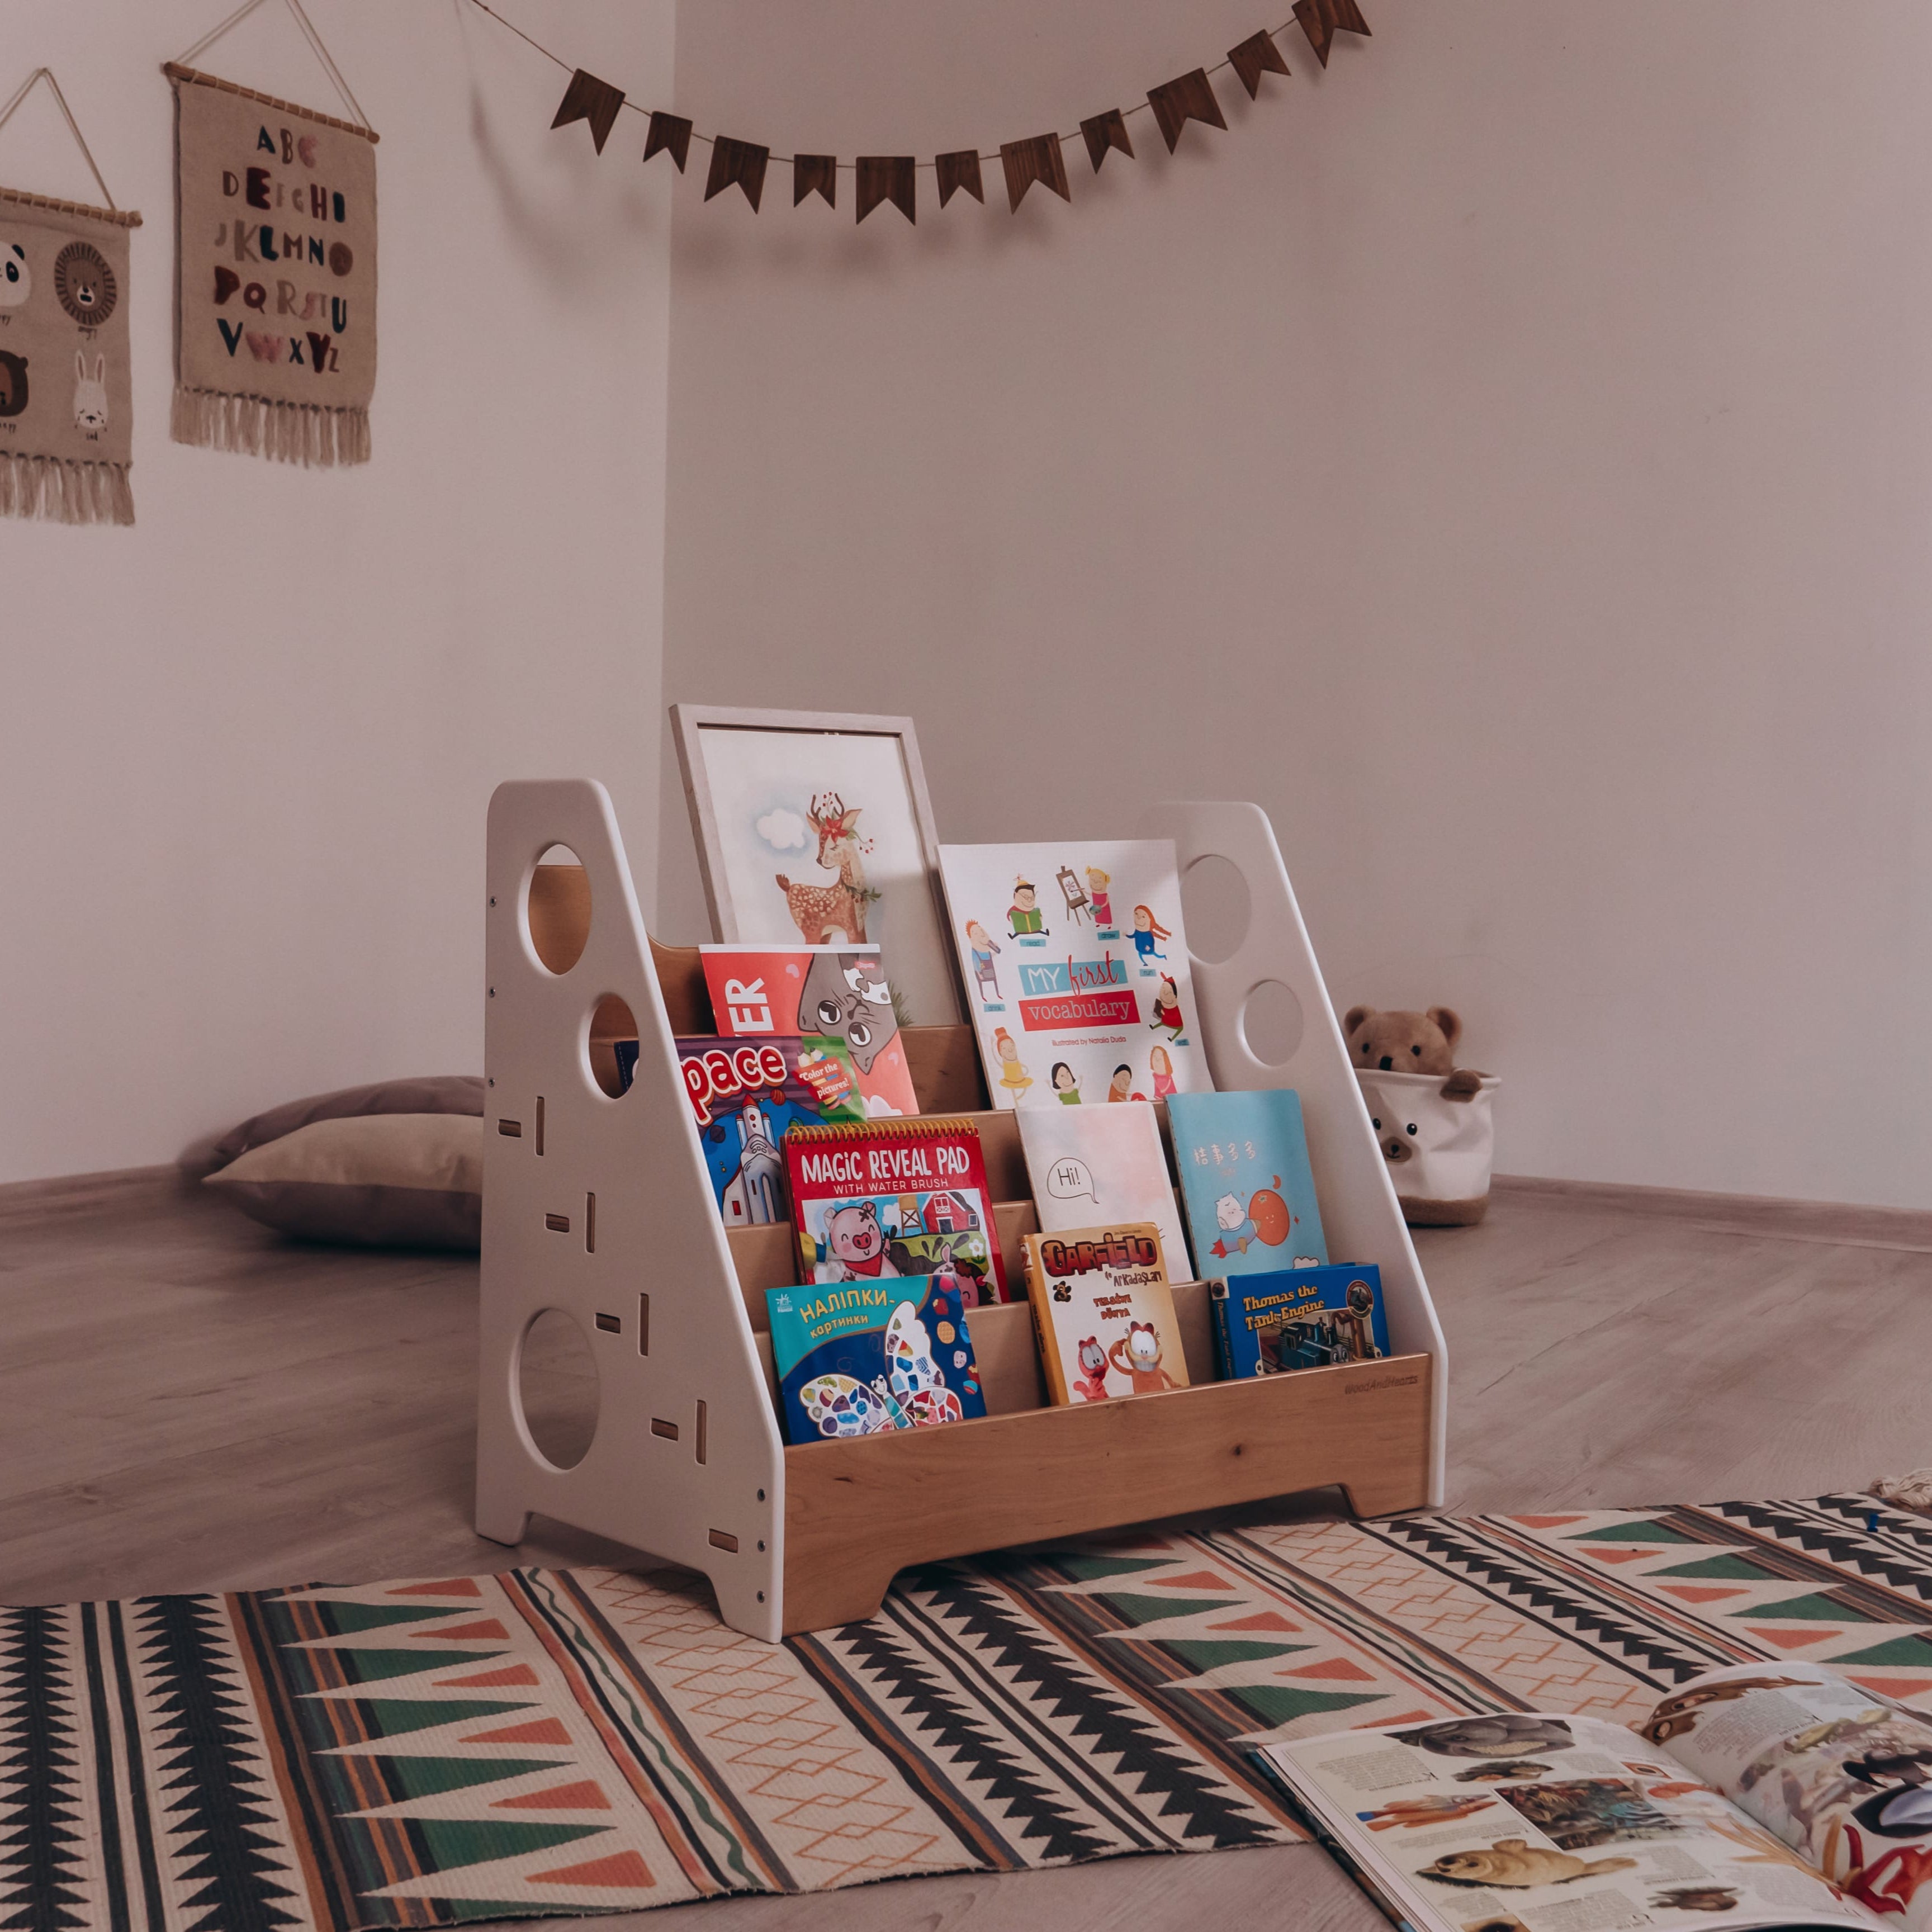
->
[1228,30,1292,98]
[643,111,692,172]
[856,155,916,225]
[1000,134,1069,212]
[550,68,623,153]
[1147,69,1227,153]
[500,0,1377,229]
[705,135,769,209]
[1079,109,1135,173]
[1294,0,1372,68]
[793,153,836,207]
[935,149,984,208]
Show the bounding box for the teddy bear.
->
[1344,1006,1484,1101]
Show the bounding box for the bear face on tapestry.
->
[0,197,135,524]
[171,77,376,466]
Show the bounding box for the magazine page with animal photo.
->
[937,839,1213,1111]
[1256,1665,1932,1932]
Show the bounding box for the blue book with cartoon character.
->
[1210,1265,1388,1379]
[766,1273,987,1446]
[1168,1089,1328,1275]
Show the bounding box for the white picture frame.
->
[670,705,966,1024]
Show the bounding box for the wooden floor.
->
[3,1169,1929,1930]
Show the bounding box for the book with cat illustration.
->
[1022,1222,1189,1405]
[766,1273,986,1445]
[1256,1661,1932,1932]
[1168,1088,1328,1274]
[1210,1264,1388,1379]
[783,1117,1012,1305]
[699,942,920,1119]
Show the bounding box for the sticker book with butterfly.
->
[784,1117,1012,1305]
[1022,1222,1190,1407]
[766,1276,987,1445]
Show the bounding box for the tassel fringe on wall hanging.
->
[167,0,378,467]
[0,69,141,525]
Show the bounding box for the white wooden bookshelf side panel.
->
[476,778,784,1640]
[1139,799,1449,1507]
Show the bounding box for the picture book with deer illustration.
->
[783,1117,1012,1305]
[700,943,920,1119]
[1022,1221,1190,1407]
[936,839,1214,1112]
[1169,1088,1329,1273]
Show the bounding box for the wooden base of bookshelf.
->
[778,1352,1433,1635]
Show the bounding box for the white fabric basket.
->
[1355,1068,1500,1226]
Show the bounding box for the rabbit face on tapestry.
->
[72,352,107,432]
[0,243,29,309]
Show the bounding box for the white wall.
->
[656,0,1932,1210]
[0,0,674,1183]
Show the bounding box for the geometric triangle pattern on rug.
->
[2,1495,1928,1928]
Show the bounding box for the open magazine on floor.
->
[1255,1663,1932,1932]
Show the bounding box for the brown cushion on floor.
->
[204,1114,482,1251]
[208,1076,484,1172]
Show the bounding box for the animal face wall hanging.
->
[169,72,376,465]
[0,196,136,524]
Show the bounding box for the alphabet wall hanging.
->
[167,0,376,466]
[0,68,140,525]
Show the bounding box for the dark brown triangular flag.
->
[551,70,624,156]
[1293,0,1371,68]
[705,136,769,210]
[936,150,984,208]
[794,154,836,208]
[1146,69,1227,153]
[1228,30,1292,98]
[856,156,916,224]
[1000,134,1070,212]
[644,111,693,172]
[1079,110,1134,173]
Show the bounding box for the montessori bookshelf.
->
[476,780,1448,1642]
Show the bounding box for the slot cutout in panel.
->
[527,850,590,974]
[1241,978,1304,1067]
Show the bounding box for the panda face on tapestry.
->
[0,206,135,524]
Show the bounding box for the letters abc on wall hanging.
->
[168,66,376,466]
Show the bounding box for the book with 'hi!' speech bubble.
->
[1016,1102,1193,1280]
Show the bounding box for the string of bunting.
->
[470,0,1370,225]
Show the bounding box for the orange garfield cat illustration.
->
[1108,1320,1180,1394]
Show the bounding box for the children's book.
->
[936,839,1214,1112]
[1210,1264,1388,1379]
[1016,1102,1193,1279]
[766,1273,987,1445]
[1023,1223,1190,1405]
[1256,1661,1932,1932]
[784,1117,1012,1305]
[1168,1088,1328,1272]
[699,943,920,1120]
[670,1035,865,1230]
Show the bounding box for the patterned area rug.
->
[6,1495,1931,1929]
